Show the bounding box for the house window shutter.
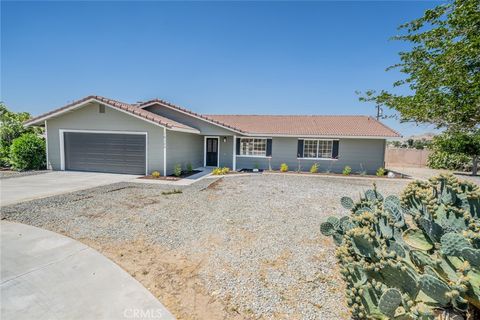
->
[236,137,241,155]
[332,140,339,159]
[266,139,272,157]
[297,140,304,158]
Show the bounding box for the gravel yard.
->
[1,174,411,320]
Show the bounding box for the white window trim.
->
[299,139,336,160]
[203,136,220,167]
[238,137,269,158]
[59,129,148,175]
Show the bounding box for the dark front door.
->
[206,138,218,166]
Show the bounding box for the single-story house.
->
[25,95,401,175]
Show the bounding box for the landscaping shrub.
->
[161,189,182,195]
[427,149,471,171]
[376,167,386,177]
[212,167,230,175]
[280,163,288,172]
[8,133,46,171]
[173,164,182,177]
[342,166,351,175]
[186,162,193,173]
[151,171,161,178]
[320,174,480,319]
[310,163,319,173]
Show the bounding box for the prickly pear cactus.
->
[320,174,480,319]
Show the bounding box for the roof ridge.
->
[205,114,372,117]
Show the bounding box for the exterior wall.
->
[235,137,386,174]
[46,102,165,174]
[218,136,233,168]
[166,131,204,175]
[145,105,237,136]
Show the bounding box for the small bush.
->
[342,166,351,175]
[151,171,161,178]
[9,133,46,171]
[173,164,182,177]
[376,167,385,177]
[427,149,471,171]
[161,189,182,195]
[309,163,319,173]
[280,163,288,172]
[186,162,193,173]
[212,167,230,175]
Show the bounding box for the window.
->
[240,138,267,156]
[303,139,333,159]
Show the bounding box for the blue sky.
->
[2,1,444,136]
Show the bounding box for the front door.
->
[206,138,218,166]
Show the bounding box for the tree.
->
[432,130,480,175]
[360,0,480,131]
[0,103,41,167]
[9,133,46,171]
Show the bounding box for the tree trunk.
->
[472,155,478,176]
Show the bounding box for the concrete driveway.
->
[0,221,174,320]
[1,171,139,206]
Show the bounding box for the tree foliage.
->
[360,0,480,131]
[0,103,41,167]
[431,129,480,174]
[9,133,46,171]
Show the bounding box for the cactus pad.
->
[379,288,402,318]
[440,232,471,256]
[320,222,335,236]
[340,196,354,210]
[460,247,480,266]
[418,274,450,306]
[402,229,433,251]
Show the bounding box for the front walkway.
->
[0,221,174,320]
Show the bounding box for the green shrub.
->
[427,149,471,171]
[376,167,386,177]
[310,163,319,173]
[320,174,480,319]
[342,166,351,175]
[186,162,193,173]
[151,171,161,178]
[212,167,230,175]
[161,189,182,195]
[8,133,46,171]
[173,164,182,177]
[280,163,288,172]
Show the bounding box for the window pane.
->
[318,140,333,158]
[239,138,266,156]
[304,140,318,158]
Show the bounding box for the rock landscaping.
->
[1,174,410,319]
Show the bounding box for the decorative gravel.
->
[1,174,410,319]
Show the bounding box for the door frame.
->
[59,129,148,175]
[203,136,220,167]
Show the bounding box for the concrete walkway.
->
[0,221,174,320]
[1,171,139,206]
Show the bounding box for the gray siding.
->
[46,102,165,174]
[145,105,237,136]
[166,131,203,175]
[235,137,386,174]
[219,136,233,168]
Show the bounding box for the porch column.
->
[232,135,236,171]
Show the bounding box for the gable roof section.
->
[24,95,200,134]
[137,99,247,134]
[205,115,401,138]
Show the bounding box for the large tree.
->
[360,0,480,131]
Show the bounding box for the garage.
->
[63,131,146,175]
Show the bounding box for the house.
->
[25,95,401,175]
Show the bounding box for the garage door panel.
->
[64,132,146,174]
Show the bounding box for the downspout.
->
[45,120,50,170]
[232,135,237,171]
[163,127,167,176]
